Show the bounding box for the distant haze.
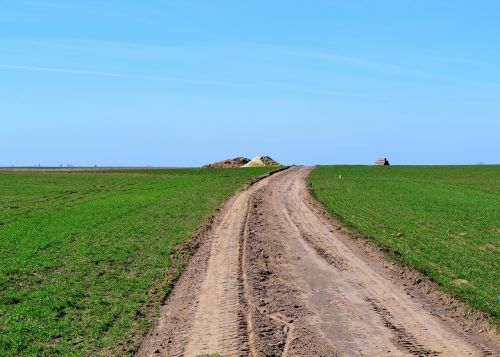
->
[1,1,499,166]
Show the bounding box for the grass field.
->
[0,167,273,356]
[309,165,500,324]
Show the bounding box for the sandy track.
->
[137,167,498,356]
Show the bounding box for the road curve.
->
[136,166,498,357]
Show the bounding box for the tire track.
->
[181,184,259,356]
[241,195,258,357]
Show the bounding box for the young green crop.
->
[0,167,273,356]
[309,165,500,326]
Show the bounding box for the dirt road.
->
[137,167,498,356]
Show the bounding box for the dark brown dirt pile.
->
[203,157,250,168]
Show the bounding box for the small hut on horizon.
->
[375,157,390,166]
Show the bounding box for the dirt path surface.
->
[137,167,499,357]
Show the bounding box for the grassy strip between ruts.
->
[0,167,273,356]
[308,165,500,328]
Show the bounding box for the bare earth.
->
[136,167,499,357]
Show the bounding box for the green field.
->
[0,167,273,356]
[309,165,500,324]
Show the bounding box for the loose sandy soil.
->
[136,167,499,357]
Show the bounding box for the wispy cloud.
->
[266,45,436,78]
[22,0,61,7]
[260,44,500,88]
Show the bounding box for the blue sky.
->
[1,0,499,166]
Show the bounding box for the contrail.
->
[0,63,350,96]
[0,63,247,87]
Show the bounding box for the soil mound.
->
[203,157,250,168]
[241,156,282,168]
